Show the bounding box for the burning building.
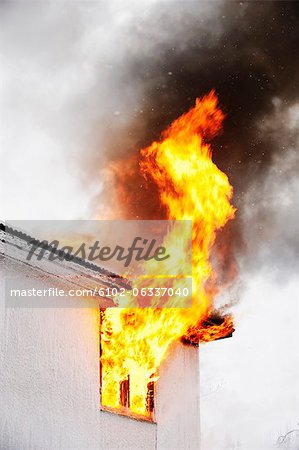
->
[1,92,236,449]
[1,219,233,449]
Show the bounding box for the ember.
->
[182,314,235,346]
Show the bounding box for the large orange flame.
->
[100,91,235,418]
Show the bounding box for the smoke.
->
[91,1,299,214]
[2,1,298,224]
[199,105,299,447]
[83,0,299,284]
[240,100,299,280]
[199,97,299,450]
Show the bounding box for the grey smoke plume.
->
[2,1,298,224]
[91,1,299,216]
[78,1,299,287]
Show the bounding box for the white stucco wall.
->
[0,260,156,450]
[0,249,200,450]
[156,342,200,450]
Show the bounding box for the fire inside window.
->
[99,309,156,422]
[99,309,234,422]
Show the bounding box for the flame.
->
[100,91,236,418]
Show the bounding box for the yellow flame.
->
[100,91,235,417]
